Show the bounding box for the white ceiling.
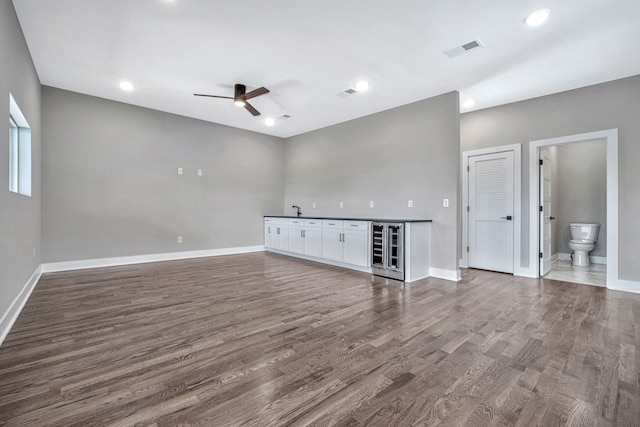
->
[11,0,640,138]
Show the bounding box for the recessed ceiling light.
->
[355,81,369,92]
[463,99,475,108]
[525,8,550,27]
[119,81,134,91]
[264,118,275,127]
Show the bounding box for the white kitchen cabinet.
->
[264,218,289,251]
[303,219,323,258]
[343,221,369,267]
[322,220,344,262]
[321,220,369,266]
[288,218,305,254]
[265,216,431,282]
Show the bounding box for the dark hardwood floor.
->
[0,252,639,426]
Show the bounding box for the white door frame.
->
[528,129,619,288]
[462,143,523,275]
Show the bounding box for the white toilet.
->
[568,223,600,267]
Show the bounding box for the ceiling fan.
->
[194,84,270,116]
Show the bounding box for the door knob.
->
[500,216,513,220]
[550,216,556,220]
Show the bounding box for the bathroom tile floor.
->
[543,258,606,287]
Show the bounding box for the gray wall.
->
[556,139,607,257]
[42,87,284,263]
[461,75,640,281]
[283,92,460,273]
[0,2,41,321]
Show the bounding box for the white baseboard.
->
[0,266,42,346]
[41,245,265,273]
[429,267,461,282]
[266,249,373,274]
[459,258,468,269]
[607,279,640,294]
[556,252,607,265]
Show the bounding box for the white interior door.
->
[539,148,552,275]
[469,151,514,273]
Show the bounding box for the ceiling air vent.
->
[337,88,357,98]
[279,114,291,120]
[444,39,484,58]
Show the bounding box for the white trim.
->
[462,143,522,275]
[606,279,640,294]
[556,252,607,265]
[0,266,42,346]
[429,267,462,282]
[267,248,373,274]
[41,246,265,273]
[528,129,620,289]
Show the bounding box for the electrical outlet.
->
[408,200,413,208]
[312,202,316,209]
[197,169,203,176]
[177,236,183,243]
[177,167,183,175]
[339,201,344,208]
[443,198,449,208]
[369,200,374,208]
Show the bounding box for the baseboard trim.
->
[0,266,42,346]
[41,246,266,273]
[556,252,607,265]
[266,249,373,274]
[607,279,640,294]
[429,267,461,282]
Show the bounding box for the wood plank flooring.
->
[1,252,639,426]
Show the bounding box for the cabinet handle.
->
[277,227,280,234]
[328,223,335,225]
[301,230,305,238]
[350,224,359,227]
[268,226,271,233]
[342,233,345,242]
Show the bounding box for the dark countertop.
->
[264,215,432,223]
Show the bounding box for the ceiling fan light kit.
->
[194,83,270,116]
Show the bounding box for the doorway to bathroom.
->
[529,129,618,288]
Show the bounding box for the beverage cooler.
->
[371,222,404,280]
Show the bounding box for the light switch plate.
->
[177,167,183,175]
[408,200,413,208]
[197,169,202,176]
[339,202,344,208]
[312,202,316,209]
[443,198,449,207]
[369,200,374,208]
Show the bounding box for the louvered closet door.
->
[469,151,514,273]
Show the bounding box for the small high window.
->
[8,94,31,196]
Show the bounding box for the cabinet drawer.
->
[265,217,288,225]
[304,219,322,228]
[344,220,369,231]
[288,218,304,226]
[322,220,344,229]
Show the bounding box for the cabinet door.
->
[264,221,274,248]
[304,228,323,258]
[322,229,343,261]
[343,230,369,267]
[289,227,305,254]
[276,226,289,251]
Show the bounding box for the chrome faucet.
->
[292,205,302,217]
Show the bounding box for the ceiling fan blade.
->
[194,94,234,99]
[244,102,261,116]
[244,87,269,100]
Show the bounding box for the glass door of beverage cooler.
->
[371,223,385,269]
[387,224,404,272]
